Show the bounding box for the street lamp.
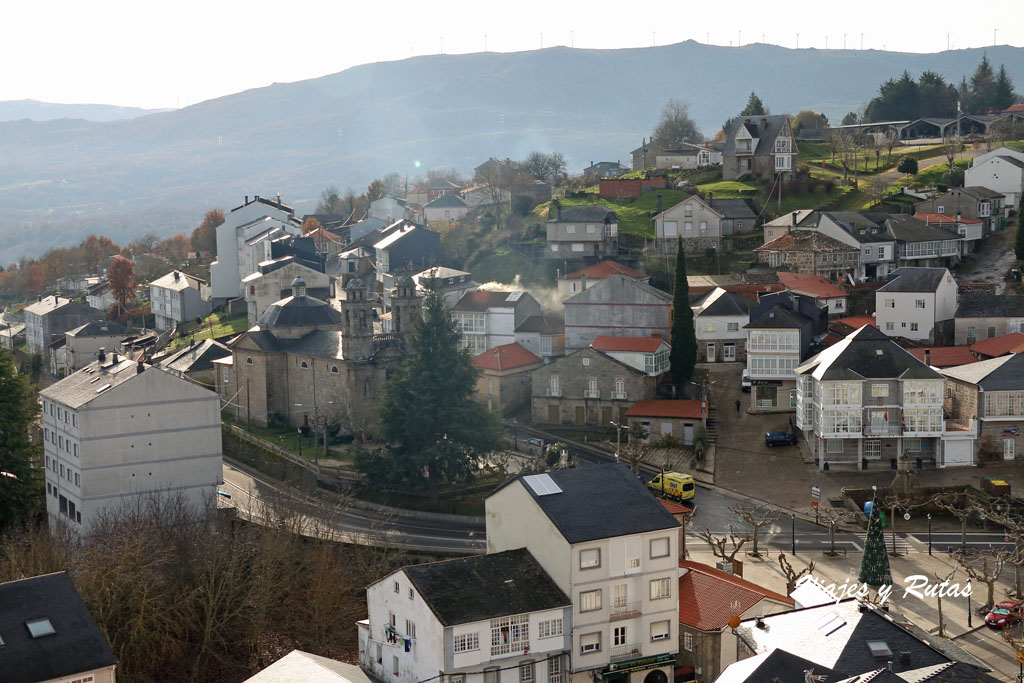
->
[610,421,625,462]
[513,419,518,451]
[927,513,932,556]
[967,578,973,627]
[791,514,796,555]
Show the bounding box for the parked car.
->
[741,369,751,393]
[765,431,798,447]
[526,438,543,449]
[985,600,1023,629]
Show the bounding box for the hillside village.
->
[6,74,1024,683]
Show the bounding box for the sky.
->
[6,0,1023,110]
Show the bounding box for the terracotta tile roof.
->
[659,498,692,515]
[834,315,877,330]
[625,400,706,419]
[678,560,794,631]
[591,335,666,353]
[907,346,977,368]
[566,260,646,279]
[971,332,1024,358]
[913,212,982,224]
[472,343,542,370]
[777,272,847,299]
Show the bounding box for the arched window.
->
[245,357,254,365]
[330,365,340,374]
[300,361,309,369]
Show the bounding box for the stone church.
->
[217,275,419,436]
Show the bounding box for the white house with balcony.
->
[150,270,212,331]
[795,325,953,470]
[743,307,806,412]
[487,466,681,683]
[453,290,542,356]
[358,549,571,683]
[691,288,752,363]
[875,267,958,345]
[941,353,1024,465]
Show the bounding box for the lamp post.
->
[927,513,933,556]
[791,514,796,555]
[967,578,972,627]
[610,421,624,462]
[513,419,518,451]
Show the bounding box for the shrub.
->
[823,179,837,193]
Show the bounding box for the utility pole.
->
[796,33,799,49]
[844,33,847,49]
[860,33,864,50]
[484,34,487,51]
[570,30,574,48]
[994,28,999,46]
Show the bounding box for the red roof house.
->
[907,346,977,368]
[591,335,667,353]
[624,400,706,444]
[558,260,649,300]
[971,332,1024,359]
[471,343,543,415]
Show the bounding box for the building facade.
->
[453,291,543,356]
[150,270,213,331]
[691,288,752,363]
[874,267,958,344]
[941,353,1024,463]
[24,296,103,355]
[721,115,797,183]
[546,206,619,259]
[473,343,544,414]
[210,195,301,300]
[563,275,672,353]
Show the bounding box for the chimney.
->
[277,193,281,205]
[245,195,249,204]
[792,211,798,226]
[109,351,117,364]
[791,294,800,312]
[137,361,145,375]
[887,662,894,672]
[97,347,106,362]
[761,117,767,129]
[581,273,588,290]
[173,271,180,280]
[54,295,58,305]
[956,212,962,223]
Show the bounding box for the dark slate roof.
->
[455,290,531,311]
[722,114,792,156]
[709,198,757,220]
[797,325,942,381]
[286,329,345,360]
[698,290,753,318]
[39,355,142,409]
[424,193,469,208]
[956,294,1024,318]
[941,353,1024,391]
[159,338,231,374]
[256,294,342,328]
[885,215,959,243]
[822,212,892,242]
[744,304,809,330]
[0,572,116,683]
[492,463,680,544]
[403,549,570,626]
[961,186,1004,199]
[728,648,840,683]
[239,330,282,352]
[67,319,130,338]
[877,268,951,293]
[553,205,618,223]
[515,314,565,334]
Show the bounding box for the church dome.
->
[257,292,342,329]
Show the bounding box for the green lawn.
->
[536,189,693,239]
[170,311,249,346]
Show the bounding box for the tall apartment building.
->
[486,465,680,683]
[39,351,222,533]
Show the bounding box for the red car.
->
[984,600,1022,629]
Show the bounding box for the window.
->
[587,377,598,398]
[393,655,399,676]
[58,436,63,449]
[684,221,693,232]
[571,282,578,292]
[72,414,77,427]
[586,224,596,234]
[727,322,739,332]
[580,589,602,612]
[403,619,416,638]
[222,367,229,384]
[566,224,576,234]
[73,444,78,458]
[915,299,926,309]
[454,633,480,652]
[878,247,885,259]
[826,439,843,454]
[871,384,889,398]
[650,537,670,558]
[538,618,562,638]
[59,464,64,477]
[910,322,919,332]
[736,221,744,231]
[967,327,976,344]
[664,221,678,237]
[614,378,625,399]
[409,588,414,600]
[884,299,895,309]
[394,581,400,593]
[650,577,671,599]
[580,632,601,654]
[988,326,997,339]
[245,357,253,365]
[699,221,708,232]
[579,548,600,569]
[885,322,894,331]
[45,455,49,470]
[684,204,693,218]
[520,663,535,683]
[549,375,560,396]
[491,614,528,656]
[582,357,590,367]
[299,360,309,369]
[549,657,562,683]
[683,632,693,652]
[703,322,715,333]
[613,626,627,646]
[25,618,55,638]
[571,243,584,252]
[651,620,670,641]
[74,472,79,486]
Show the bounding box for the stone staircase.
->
[705,406,718,445]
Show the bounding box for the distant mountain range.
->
[0,99,172,123]
[2,41,1023,265]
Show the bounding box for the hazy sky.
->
[7,0,1022,110]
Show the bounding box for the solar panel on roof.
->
[524,473,562,496]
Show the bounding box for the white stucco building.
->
[487,465,680,683]
[210,195,301,300]
[39,351,223,534]
[965,149,1024,208]
[453,290,542,355]
[150,270,213,331]
[359,549,571,683]
[875,267,958,344]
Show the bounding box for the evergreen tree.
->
[370,286,500,504]
[741,92,766,117]
[669,241,696,386]
[1016,194,1024,262]
[858,491,893,588]
[0,350,42,531]
[841,112,859,126]
[994,64,1016,111]
[969,55,997,112]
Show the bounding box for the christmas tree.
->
[858,490,893,588]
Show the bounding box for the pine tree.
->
[371,286,500,504]
[0,350,42,531]
[741,92,766,117]
[969,55,997,112]
[994,64,1016,112]
[670,241,696,386]
[858,491,893,588]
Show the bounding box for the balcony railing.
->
[863,423,902,436]
[584,390,600,399]
[610,643,644,662]
[609,601,642,622]
[612,391,627,400]
[547,388,562,397]
[944,418,976,433]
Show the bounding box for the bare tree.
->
[861,175,890,209]
[829,130,858,183]
[942,131,961,176]
[729,504,779,558]
[651,99,700,151]
[623,422,652,474]
[777,552,815,594]
[816,506,859,557]
[884,129,901,166]
[955,550,1006,610]
[699,528,751,565]
[931,492,975,556]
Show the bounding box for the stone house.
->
[472,342,543,414]
[423,193,470,224]
[652,195,757,255]
[721,115,797,183]
[545,205,619,259]
[762,210,817,245]
[691,288,753,363]
[243,258,332,326]
[676,561,793,683]
[158,338,231,390]
[814,211,896,281]
[564,274,672,352]
[941,353,1024,462]
[531,341,666,426]
[954,294,1024,345]
[625,400,706,445]
[755,231,860,283]
[913,186,1006,235]
[875,267,958,345]
[558,261,649,301]
[24,296,103,355]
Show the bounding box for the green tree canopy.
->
[669,242,696,386]
[741,92,767,116]
[0,350,42,531]
[995,65,1016,111]
[858,492,893,588]
[841,111,859,126]
[368,287,500,503]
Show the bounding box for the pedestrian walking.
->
[735,399,741,413]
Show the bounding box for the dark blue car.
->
[765,431,798,447]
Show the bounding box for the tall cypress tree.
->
[0,350,42,531]
[858,490,893,588]
[670,240,696,386]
